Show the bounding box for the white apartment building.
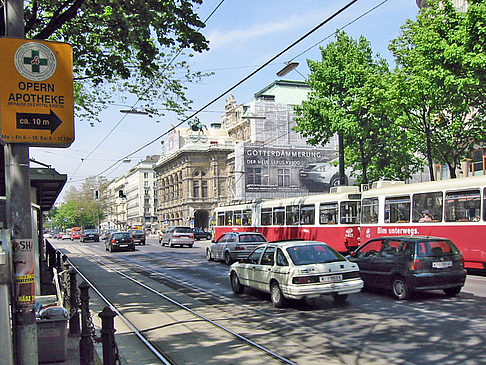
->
[101,155,159,231]
[125,155,159,231]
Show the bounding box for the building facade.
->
[155,125,234,229]
[125,155,159,230]
[103,175,127,231]
[224,80,339,201]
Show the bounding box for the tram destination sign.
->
[0,37,74,147]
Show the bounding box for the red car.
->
[71,232,81,240]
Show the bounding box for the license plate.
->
[433,261,452,268]
[320,274,343,283]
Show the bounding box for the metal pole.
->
[4,2,38,364]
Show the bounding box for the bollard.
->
[69,268,80,335]
[99,306,118,365]
[79,281,94,365]
[62,259,70,308]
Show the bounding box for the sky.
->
[30,0,420,202]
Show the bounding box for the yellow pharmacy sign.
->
[0,37,74,147]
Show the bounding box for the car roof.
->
[366,235,450,242]
[257,240,329,248]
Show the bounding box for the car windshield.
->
[175,227,192,233]
[416,239,460,257]
[239,234,267,242]
[131,230,143,234]
[84,230,97,234]
[286,244,345,265]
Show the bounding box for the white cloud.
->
[207,13,326,50]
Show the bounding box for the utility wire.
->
[96,0,358,177]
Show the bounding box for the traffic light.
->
[94,190,99,200]
[118,190,124,198]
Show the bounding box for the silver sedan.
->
[206,232,267,265]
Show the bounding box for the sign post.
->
[2,3,74,364]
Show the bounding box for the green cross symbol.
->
[23,50,47,73]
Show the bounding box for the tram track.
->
[55,241,422,365]
[61,242,297,365]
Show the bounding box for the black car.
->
[80,229,99,242]
[348,236,466,300]
[192,227,212,241]
[105,232,135,252]
[129,230,146,245]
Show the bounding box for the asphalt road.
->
[52,236,486,365]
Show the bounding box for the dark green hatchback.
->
[348,236,467,300]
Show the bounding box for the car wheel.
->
[224,251,233,265]
[230,272,244,294]
[330,174,348,187]
[169,241,174,248]
[392,276,411,300]
[444,286,462,297]
[206,249,213,261]
[270,282,286,308]
[332,293,349,304]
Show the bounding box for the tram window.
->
[445,190,480,222]
[319,203,338,224]
[385,196,410,223]
[224,211,233,226]
[361,198,379,224]
[340,201,360,224]
[286,205,300,225]
[273,207,285,225]
[242,210,252,226]
[412,192,443,222]
[261,208,272,226]
[300,205,315,225]
[217,212,225,226]
[234,210,242,226]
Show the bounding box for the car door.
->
[213,234,227,260]
[256,246,277,292]
[240,246,265,289]
[350,239,384,285]
[373,239,404,287]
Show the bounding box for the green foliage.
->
[21,0,210,123]
[295,31,422,185]
[389,0,486,178]
[48,176,108,229]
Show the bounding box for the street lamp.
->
[120,108,149,115]
[276,62,299,77]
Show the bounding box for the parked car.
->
[101,229,117,240]
[192,227,212,241]
[80,229,99,242]
[105,232,135,252]
[207,232,268,265]
[159,226,194,248]
[347,236,467,300]
[70,232,81,240]
[129,230,146,245]
[229,240,363,307]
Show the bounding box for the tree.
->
[0,1,210,123]
[294,31,422,185]
[389,0,486,179]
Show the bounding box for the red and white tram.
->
[360,175,486,270]
[214,186,361,253]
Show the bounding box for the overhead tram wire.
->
[289,0,390,62]
[69,0,227,179]
[96,0,359,178]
